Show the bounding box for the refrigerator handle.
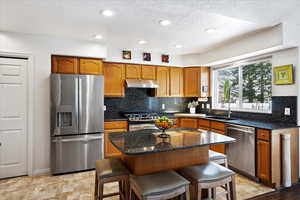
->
[78,77,82,127]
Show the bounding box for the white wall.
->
[106,47,184,67]
[182,24,284,66]
[272,48,298,96]
[0,31,107,174]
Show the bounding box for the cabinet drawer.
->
[211,128,225,135]
[104,121,128,129]
[257,129,270,141]
[199,126,210,131]
[211,121,225,131]
[180,118,198,128]
[198,119,210,128]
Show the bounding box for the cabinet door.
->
[257,139,271,182]
[179,118,198,128]
[104,129,127,158]
[156,67,170,97]
[126,64,141,79]
[200,67,210,97]
[104,63,125,97]
[141,65,156,80]
[184,67,201,97]
[79,58,103,75]
[170,67,184,97]
[210,128,225,154]
[52,56,78,74]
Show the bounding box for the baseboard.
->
[33,168,51,176]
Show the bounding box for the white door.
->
[0,57,27,178]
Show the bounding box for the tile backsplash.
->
[197,96,297,124]
[104,88,196,119]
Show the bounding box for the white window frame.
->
[212,58,272,114]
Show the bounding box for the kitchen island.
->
[109,128,235,175]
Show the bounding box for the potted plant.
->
[188,101,199,114]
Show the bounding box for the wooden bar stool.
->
[95,158,130,200]
[178,162,236,200]
[209,150,228,167]
[129,170,190,200]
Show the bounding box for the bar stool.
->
[209,150,228,167]
[95,158,130,200]
[178,162,236,200]
[129,170,190,200]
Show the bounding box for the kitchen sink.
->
[206,116,237,121]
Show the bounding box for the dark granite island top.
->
[109,128,235,155]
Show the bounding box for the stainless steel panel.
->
[126,79,159,88]
[51,74,78,136]
[51,134,104,174]
[226,125,256,177]
[129,123,158,131]
[78,75,104,133]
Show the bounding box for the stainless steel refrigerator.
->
[51,74,104,174]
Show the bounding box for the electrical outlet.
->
[104,105,106,111]
[206,104,210,109]
[162,104,165,110]
[284,107,290,116]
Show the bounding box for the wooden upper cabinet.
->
[52,56,78,74]
[184,67,201,97]
[79,58,103,75]
[141,65,156,80]
[104,62,125,97]
[126,64,141,79]
[200,67,211,97]
[170,67,184,97]
[156,67,170,97]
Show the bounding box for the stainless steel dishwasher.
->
[226,124,256,177]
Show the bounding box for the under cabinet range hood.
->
[126,79,159,88]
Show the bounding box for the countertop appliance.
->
[51,74,104,174]
[226,124,256,177]
[124,112,160,131]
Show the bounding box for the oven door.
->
[129,123,158,131]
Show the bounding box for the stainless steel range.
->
[124,112,160,131]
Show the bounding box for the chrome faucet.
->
[227,103,232,118]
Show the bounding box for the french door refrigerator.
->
[51,74,104,174]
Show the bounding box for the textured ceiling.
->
[0,0,299,55]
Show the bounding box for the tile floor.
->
[0,171,274,200]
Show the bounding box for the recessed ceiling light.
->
[138,40,147,45]
[175,45,183,48]
[205,28,216,33]
[94,34,103,40]
[102,10,114,17]
[159,20,171,26]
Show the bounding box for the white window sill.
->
[212,107,272,114]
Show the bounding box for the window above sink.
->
[212,57,272,113]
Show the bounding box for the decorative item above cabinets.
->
[51,55,103,75]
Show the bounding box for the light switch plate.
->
[104,105,106,111]
[202,104,205,109]
[284,107,290,116]
[206,104,210,109]
[162,104,165,110]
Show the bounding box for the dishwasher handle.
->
[227,126,255,134]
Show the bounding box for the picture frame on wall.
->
[161,54,169,63]
[122,50,131,60]
[273,64,294,85]
[143,52,151,61]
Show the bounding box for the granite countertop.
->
[174,113,298,130]
[109,128,235,155]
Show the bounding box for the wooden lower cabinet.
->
[179,118,198,128]
[210,128,226,154]
[104,121,128,158]
[257,139,271,183]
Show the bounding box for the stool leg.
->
[94,175,98,200]
[224,158,228,168]
[197,184,202,200]
[98,182,104,200]
[119,181,123,200]
[208,188,212,199]
[185,185,190,200]
[225,183,231,200]
[229,176,237,200]
[212,187,217,200]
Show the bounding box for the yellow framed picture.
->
[273,65,293,85]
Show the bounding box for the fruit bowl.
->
[155,116,173,138]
